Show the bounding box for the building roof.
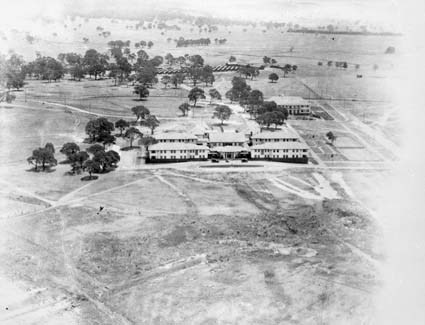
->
[252,129,299,140]
[211,146,249,153]
[251,142,309,150]
[154,132,198,140]
[148,143,209,151]
[208,132,247,143]
[268,95,310,106]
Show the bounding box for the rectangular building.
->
[251,129,300,145]
[147,143,209,163]
[267,95,311,115]
[208,131,247,147]
[154,132,198,143]
[250,142,309,163]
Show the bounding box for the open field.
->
[0,162,384,324]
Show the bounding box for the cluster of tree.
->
[238,65,260,80]
[24,55,65,82]
[255,101,289,129]
[59,142,119,177]
[324,61,349,69]
[130,106,160,134]
[213,38,227,44]
[176,37,211,47]
[134,40,154,49]
[225,77,252,104]
[27,143,57,171]
[263,56,277,65]
[187,65,215,86]
[0,53,26,90]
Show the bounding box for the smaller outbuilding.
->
[267,95,311,115]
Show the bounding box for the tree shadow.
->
[81,175,99,181]
[132,98,148,102]
[26,167,56,173]
[121,146,140,151]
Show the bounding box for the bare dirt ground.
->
[0,164,384,324]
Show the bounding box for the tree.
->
[83,49,108,80]
[115,119,130,136]
[60,142,80,160]
[165,53,174,65]
[69,151,89,173]
[263,56,271,64]
[105,150,120,168]
[161,75,171,88]
[209,88,221,103]
[189,54,204,67]
[171,73,185,88]
[133,84,150,100]
[139,136,158,151]
[200,65,214,86]
[124,127,142,148]
[131,105,150,123]
[326,131,337,145]
[82,159,100,179]
[27,145,58,171]
[147,41,154,48]
[142,115,160,134]
[87,144,105,155]
[246,89,264,117]
[85,118,114,143]
[268,73,279,83]
[213,105,232,125]
[188,87,205,107]
[101,134,116,148]
[229,56,236,62]
[178,102,190,116]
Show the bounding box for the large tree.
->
[27,145,58,171]
[131,105,150,123]
[133,84,150,100]
[142,115,160,134]
[60,142,80,160]
[213,105,232,125]
[188,87,205,107]
[115,119,130,136]
[85,118,114,143]
[83,49,108,80]
[268,72,279,83]
[124,127,142,148]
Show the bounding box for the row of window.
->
[158,139,196,143]
[151,150,205,154]
[155,155,206,159]
[252,149,308,153]
[253,155,307,159]
[253,139,298,143]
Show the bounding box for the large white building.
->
[267,95,311,115]
[251,142,309,163]
[208,131,247,147]
[154,132,198,143]
[251,129,300,145]
[147,143,209,162]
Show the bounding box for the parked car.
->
[241,158,248,163]
[211,158,219,163]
